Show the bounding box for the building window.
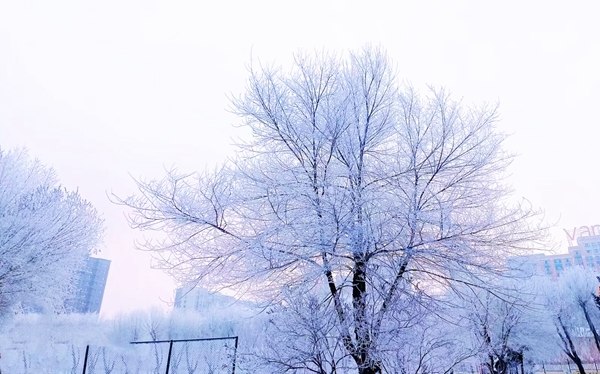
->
[575,252,583,265]
[554,259,563,271]
[543,260,551,274]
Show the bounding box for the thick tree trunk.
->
[352,259,382,374]
[358,366,381,374]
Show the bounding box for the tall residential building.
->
[66,257,110,313]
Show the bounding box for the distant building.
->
[66,257,110,313]
[173,286,258,314]
[512,234,600,277]
[174,287,234,312]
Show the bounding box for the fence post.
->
[164,340,174,374]
[231,336,238,374]
[82,345,89,374]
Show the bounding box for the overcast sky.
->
[1,0,598,318]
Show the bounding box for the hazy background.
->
[1,0,598,317]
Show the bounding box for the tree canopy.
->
[0,147,103,315]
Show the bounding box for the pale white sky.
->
[1,0,599,318]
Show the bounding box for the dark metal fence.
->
[0,336,238,374]
[125,336,239,374]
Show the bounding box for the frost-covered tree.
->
[537,270,600,374]
[559,268,600,354]
[0,147,103,315]
[117,47,544,373]
[252,292,354,373]
[458,278,556,374]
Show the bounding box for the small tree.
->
[0,147,103,315]
[561,269,600,354]
[255,292,354,373]
[117,46,544,373]
[539,271,597,374]
[458,278,551,374]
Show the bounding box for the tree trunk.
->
[353,259,381,374]
[557,316,586,374]
[358,366,381,374]
[572,357,587,374]
[581,301,600,353]
[520,353,524,374]
[496,357,508,374]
